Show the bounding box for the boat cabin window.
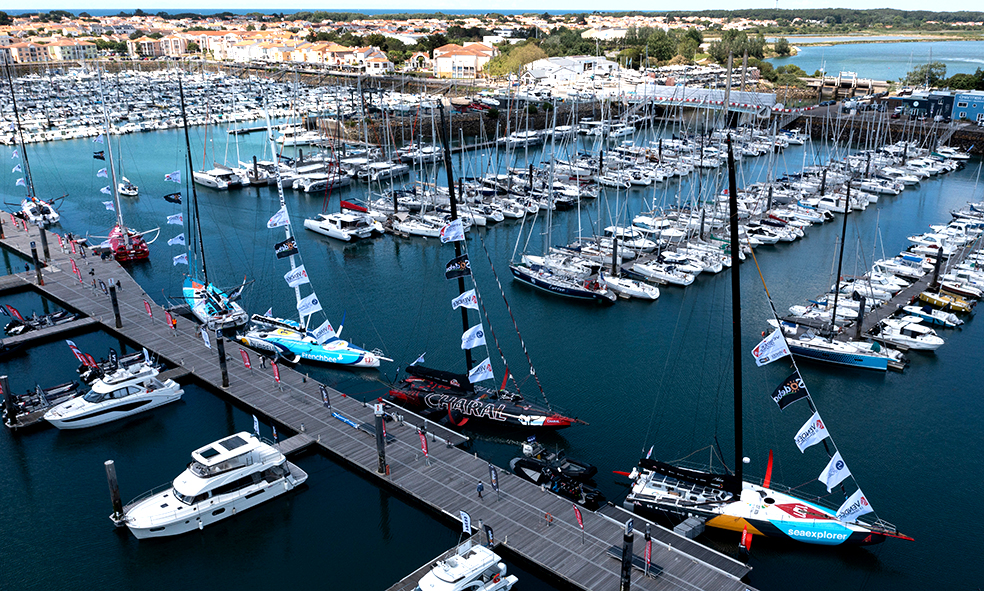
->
[173,489,210,505]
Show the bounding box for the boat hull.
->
[509,264,616,303]
[787,342,888,371]
[44,387,183,429]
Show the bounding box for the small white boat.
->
[44,363,182,429]
[20,197,60,226]
[118,176,139,197]
[120,432,307,539]
[630,261,695,286]
[304,211,382,241]
[875,317,945,351]
[599,270,659,300]
[415,538,518,591]
[902,304,962,328]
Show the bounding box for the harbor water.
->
[1,117,982,591]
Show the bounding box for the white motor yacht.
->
[304,211,382,241]
[120,432,308,539]
[414,538,517,591]
[875,317,945,351]
[44,363,182,429]
[599,270,659,300]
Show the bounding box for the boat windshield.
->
[173,488,209,505]
[83,386,137,403]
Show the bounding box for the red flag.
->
[83,353,98,368]
[55,233,63,247]
[340,200,367,213]
[272,361,280,383]
[70,241,77,254]
[164,310,174,328]
[418,428,428,457]
[143,300,153,318]
[70,259,81,281]
[645,539,652,569]
[66,340,86,364]
[573,504,584,529]
[240,348,251,369]
[6,304,24,322]
[740,525,753,551]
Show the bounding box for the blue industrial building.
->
[953,91,984,124]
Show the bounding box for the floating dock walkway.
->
[1,221,753,591]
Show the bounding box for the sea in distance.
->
[767,39,984,83]
[1,104,983,591]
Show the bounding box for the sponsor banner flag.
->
[488,462,499,492]
[93,150,105,160]
[819,451,852,493]
[70,259,81,281]
[574,504,584,529]
[15,177,25,187]
[200,326,211,349]
[751,328,790,367]
[93,134,104,144]
[272,361,280,383]
[164,170,181,183]
[460,510,471,533]
[266,205,289,228]
[83,353,98,368]
[166,213,183,225]
[143,299,153,318]
[296,292,322,317]
[108,348,119,370]
[484,525,495,546]
[164,310,174,328]
[794,411,829,453]
[320,384,330,408]
[253,414,260,436]
[0,305,7,316]
[836,488,874,523]
[142,348,151,365]
[461,324,486,350]
[102,200,115,210]
[275,236,298,259]
[771,371,808,411]
[163,192,182,204]
[65,339,86,364]
[445,254,471,280]
[272,425,278,443]
[284,265,310,288]
[451,289,479,311]
[12,163,21,173]
[172,253,188,266]
[167,233,185,246]
[96,167,107,178]
[439,218,465,243]
[311,318,336,344]
[467,357,494,383]
[240,348,251,369]
[7,304,24,322]
[11,148,19,159]
[418,428,428,457]
[100,186,112,195]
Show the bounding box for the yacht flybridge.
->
[44,363,182,429]
[118,432,307,539]
[413,539,517,591]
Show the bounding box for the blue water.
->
[2,116,983,591]
[768,40,984,83]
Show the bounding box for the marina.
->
[2,61,984,591]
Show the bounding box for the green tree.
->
[484,42,547,77]
[774,37,791,56]
[246,24,255,31]
[186,41,200,53]
[905,61,947,86]
[646,29,675,62]
[677,37,699,61]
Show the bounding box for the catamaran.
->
[623,136,912,547]
[236,107,389,368]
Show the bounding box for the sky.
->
[11,2,984,13]
[7,0,982,13]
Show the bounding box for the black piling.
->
[217,334,229,388]
[931,249,944,288]
[619,519,634,591]
[611,236,619,275]
[374,403,387,475]
[38,226,50,261]
[109,285,122,328]
[1,375,15,427]
[29,240,42,286]
[855,295,867,340]
[105,459,125,525]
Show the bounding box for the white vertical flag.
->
[11,163,21,173]
[15,177,25,187]
[439,218,465,243]
[172,253,189,266]
[164,170,181,183]
[793,411,829,453]
[467,357,494,383]
[166,213,183,225]
[200,326,211,349]
[818,452,851,492]
[310,318,336,344]
[167,233,185,246]
[252,414,260,437]
[93,133,104,144]
[836,488,874,523]
[96,167,107,178]
[100,186,112,195]
[296,292,322,316]
[451,289,479,310]
[103,201,115,211]
[461,324,486,350]
[267,205,289,228]
[11,148,19,159]
[283,265,310,288]
[751,328,791,366]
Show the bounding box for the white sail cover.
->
[461,324,486,350]
[794,411,829,452]
[468,357,494,383]
[751,328,790,366]
[836,488,874,523]
[818,451,851,492]
[297,292,322,316]
[451,289,479,311]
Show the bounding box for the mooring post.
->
[855,295,867,341]
[374,403,388,475]
[105,460,125,526]
[29,241,42,286]
[0,216,5,239]
[1,375,15,427]
[109,285,122,328]
[619,519,634,591]
[216,334,229,388]
[931,249,944,288]
[38,226,50,261]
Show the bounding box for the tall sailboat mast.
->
[726,135,742,486]
[2,56,35,199]
[96,69,127,242]
[437,103,473,370]
[178,76,208,285]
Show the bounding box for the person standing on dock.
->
[477,481,484,500]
